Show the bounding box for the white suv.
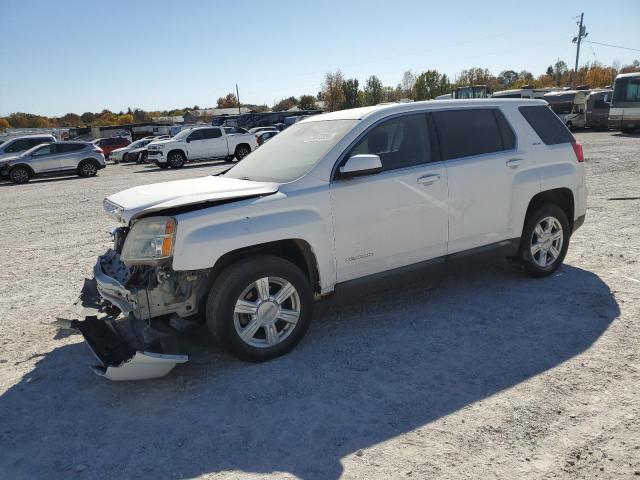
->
[72,99,587,379]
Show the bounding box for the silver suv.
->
[0,134,56,160]
[0,141,106,184]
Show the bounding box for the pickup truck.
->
[147,126,258,168]
[69,99,586,380]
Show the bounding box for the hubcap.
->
[82,163,95,175]
[238,148,249,159]
[233,276,301,348]
[530,216,563,268]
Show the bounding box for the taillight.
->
[571,141,584,162]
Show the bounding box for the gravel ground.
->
[1,131,639,479]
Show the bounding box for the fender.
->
[171,191,335,293]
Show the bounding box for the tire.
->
[77,159,98,177]
[167,151,185,168]
[139,152,148,164]
[9,165,30,184]
[206,255,313,362]
[121,153,128,163]
[518,204,570,278]
[234,145,251,161]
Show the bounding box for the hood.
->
[111,146,130,154]
[148,139,174,147]
[104,175,279,223]
[0,155,22,164]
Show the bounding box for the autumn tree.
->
[620,59,640,74]
[0,118,10,130]
[321,70,346,111]
[498,70,519,87]
[273,97,298,111]
[364,75,383,105]
[217,93,239,108]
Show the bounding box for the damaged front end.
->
[64,223,208,381]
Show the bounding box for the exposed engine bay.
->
[61,227,210,381]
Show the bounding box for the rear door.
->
[57,143,86,169]
[202,128,228,157]
[433,108,523,253]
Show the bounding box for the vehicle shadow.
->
[0,175,86,187]
[0,262,618,479]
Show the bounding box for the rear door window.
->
[518,105,574,145]
[202,128,222,139]
[432,109,513,160]
[57,143,85,153]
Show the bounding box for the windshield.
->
[128,139,147,148]
[225,119,357,183]
[172,128,198,140]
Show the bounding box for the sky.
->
[1,0,639,117]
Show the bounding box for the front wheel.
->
[206,255,313,362]
[167,151,185,168]
[9,166,30,184]
[518,205,570,277]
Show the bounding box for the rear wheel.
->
[9,165,30,184]
[78,159,98,177]
[234,145,251,161]
[206,255,313,362]
[518,204,570,277]
[139,152,148,164]
[167,151,185,168]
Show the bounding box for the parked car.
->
[71,99,587,380]
[110,138,155,163]
[248,126,280,134]
[0,141,105,183]
[0,134,56,160]
[256,130,278,146]
[586,89,613,130]
[147,126,258,169]
[92,137,131,159]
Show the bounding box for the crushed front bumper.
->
[62,258,189,381]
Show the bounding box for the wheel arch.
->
[235,143,251,153]
[210,239,321,295]
[525,188,575,231]
[167,148,186,159]
[10,163,35,175]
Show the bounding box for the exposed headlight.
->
[121,216,176,265]
[103,198,124,221]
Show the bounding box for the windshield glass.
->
[172,128,199,140]
[225,119,357,183]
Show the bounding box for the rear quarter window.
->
[518,105,574,145]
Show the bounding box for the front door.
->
[28,144,61,173]
[330,113,449,282]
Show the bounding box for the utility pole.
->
[235,84,241,115]
[572,13,588,87]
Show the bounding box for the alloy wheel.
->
[233,276,301,348]
[530,216,564,268]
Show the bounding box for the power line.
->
[583,40,640,52]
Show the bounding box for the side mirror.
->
[339,154,382,178]
[186,137,191,143]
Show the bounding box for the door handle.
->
[506,158,524,169]
[417,173,441,185]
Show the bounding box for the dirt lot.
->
[0,131,639,479]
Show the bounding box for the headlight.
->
[121,216,176,265]
[103,198,124,221]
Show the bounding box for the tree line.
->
[1,59,638,131]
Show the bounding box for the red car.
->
[92,137,131,159]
